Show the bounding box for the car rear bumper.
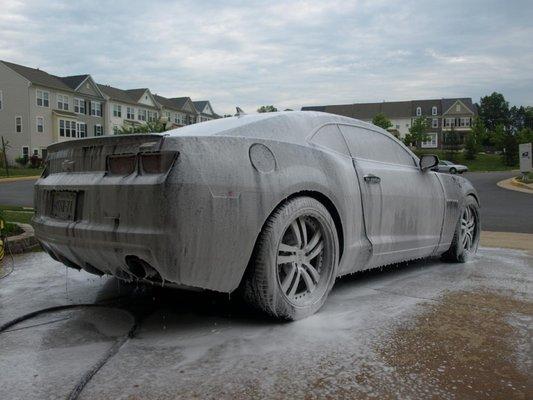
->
[34,215,172,284]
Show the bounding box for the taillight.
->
[107,154,136,175]
[140,151,178,174]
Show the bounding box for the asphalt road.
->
[1,249,531,399]
[0,170,531,232]
[0,179,35,207]
[464,171,533,234]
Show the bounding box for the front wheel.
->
[443,196,480,262]
[242,197,339,320]
[449,167,457,174]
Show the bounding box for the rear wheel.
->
[443,196,480,262]
[243,197,339,320]
[449,167,457,174]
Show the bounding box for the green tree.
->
[257,105,278,113]
[491,124,506,151]
[443,126,460,162]
[117,118,170,134]
[509,105,527,132]
[372,113,392,130]
[526,107,533,130]
[403,117,430,147]
[464,117,486,159]
[502,132,519,166]
[478,92,509,132]
[517,127,533,145]
[471,116,487,144]
[464,133,478,160]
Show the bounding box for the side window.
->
[310,124,350,156]
[339,125,416,167]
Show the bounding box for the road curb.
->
[0,176,40,184]
[5,223,40,254]
[496,177,533,194]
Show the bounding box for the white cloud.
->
[0,0,532,114]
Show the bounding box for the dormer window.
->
[432,106,437,115]
[416,107,421,116]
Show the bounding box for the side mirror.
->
[419,154,439,171]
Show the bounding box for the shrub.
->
[29,154,42,168]
[15,156,28,167]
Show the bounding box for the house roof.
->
[193,100,220,118]
[193,101,209,112]
[154,94,180,111]
[60,74,90,90]
[303,98,477,119]
[168,97,198,114]
[1,60,72,91]
[97,84,138,105]
[125,88,149,102]
[1,60,105,99]
[168,97,190,109]
[442,98,477,115]
[300,105,326,112]
[303,101,412,120]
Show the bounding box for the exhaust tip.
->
[124,255,162,282]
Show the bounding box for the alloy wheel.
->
[276,215,331,304]
[460,205,477,252]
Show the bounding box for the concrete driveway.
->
[1,249,531,399]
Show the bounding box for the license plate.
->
[51,191,77,220]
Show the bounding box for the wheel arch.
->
[238,190,345,290]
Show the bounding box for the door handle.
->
[363,174,381,184]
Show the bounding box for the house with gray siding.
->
[0,60,105,163]
[193,100,219,122]
[0,60,220,165]
[98,84,161,134]
[155,94,190,129]
[302,98,477,149]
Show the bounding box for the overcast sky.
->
[1,0,532,114]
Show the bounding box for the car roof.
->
[164,111,381,145]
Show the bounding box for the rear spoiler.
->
[46,133,166,153]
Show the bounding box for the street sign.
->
[519,143,532,173]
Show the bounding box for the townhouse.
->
[193,100,219,122]
[0,60,106,163]
[155,95,199,128]
[0,60,220,164]
[302,98,477,149]
[97,85,161,134]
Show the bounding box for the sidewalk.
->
[0,175,40,184]
[497,177,533,194]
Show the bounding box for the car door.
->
[338,124,445,267]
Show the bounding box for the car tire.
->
[449,167,457,174]
[443,195,480,263]
[242,196,339,320]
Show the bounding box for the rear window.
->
[310,124,350,156]
[339,125,416,167]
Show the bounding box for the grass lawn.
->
[0,167,43,178]
[415,150,516,172]
[0,205,34,225]
[2,221,23,237]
